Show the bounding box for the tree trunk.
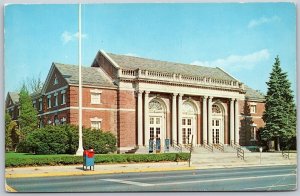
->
[277,137,281,151]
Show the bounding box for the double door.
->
[182,117,193,144]
[149,116,162,142]
[212,119,221,144]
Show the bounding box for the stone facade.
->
[5,50,266,153]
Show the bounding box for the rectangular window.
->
[39,100,42,111]
[156,117,160,125]
[54,74,58,85]
[150,117,154,124]
[54,95,58,107]
[250,105,257,114]
[47,97,51,108]
[61,93,66,105]
[251,126,257,140]
[91,93,101,104]
[91,121,101,130]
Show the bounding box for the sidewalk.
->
[5,152,297,179]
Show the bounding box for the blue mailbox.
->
[83,149,95,171]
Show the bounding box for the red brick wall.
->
[239,100,265,146]
[68,86,118,132]
[91,52,118,80]
[45,66,68,93]
[117,90,136,147]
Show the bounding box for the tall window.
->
[251,126,257,140]
[250,105,257,114]
[54,74,58,85]
[47,96,51,108]
[54,94,58,107]
[39,99,42,111]
[61,91,66,105]
[32,101,36,109]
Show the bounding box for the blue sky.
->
[4,3,296,96]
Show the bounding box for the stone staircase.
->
[125,143,251,154]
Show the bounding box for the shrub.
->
[25,126,69,154]
[83,128,117,154]
[18,125,117,155]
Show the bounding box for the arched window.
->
[182,102,196,115]
[212,105,221,114]
[149,100,163,113]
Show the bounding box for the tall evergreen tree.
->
[261,56,296,151]
[18,84,38,140]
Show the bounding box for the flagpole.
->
[76,3,84,156]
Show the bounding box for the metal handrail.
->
[203,142,213,152]
[214,143,224,152]
[184,143,193,151]
[172,140,182,152]
[231,143,244,160]
[237,147,244,160]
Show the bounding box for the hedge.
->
[5,153,190,167]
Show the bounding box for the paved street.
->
[6,165,297,192]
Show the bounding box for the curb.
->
[5,166,197,179]
[5,183,17,192]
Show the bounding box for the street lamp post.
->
[76,4,84,156]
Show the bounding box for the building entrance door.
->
[182,117,192,144]
[149,116,162,143]
[212,119,221,145]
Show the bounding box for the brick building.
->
[5,50,265,153]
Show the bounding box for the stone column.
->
[172,93,178,143]
[234,99,240,145]
[230,98,235,145]
[202,96,207,145]
[207,96,213,144]
[178,94,183,144]
[137,90,143,146]
[144,91,150,146]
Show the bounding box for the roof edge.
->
[216,67,241,82]
[100,50,120,69]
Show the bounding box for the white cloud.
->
[247,16,280,28]
[61,31,87,44]
[191,49,270,72]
